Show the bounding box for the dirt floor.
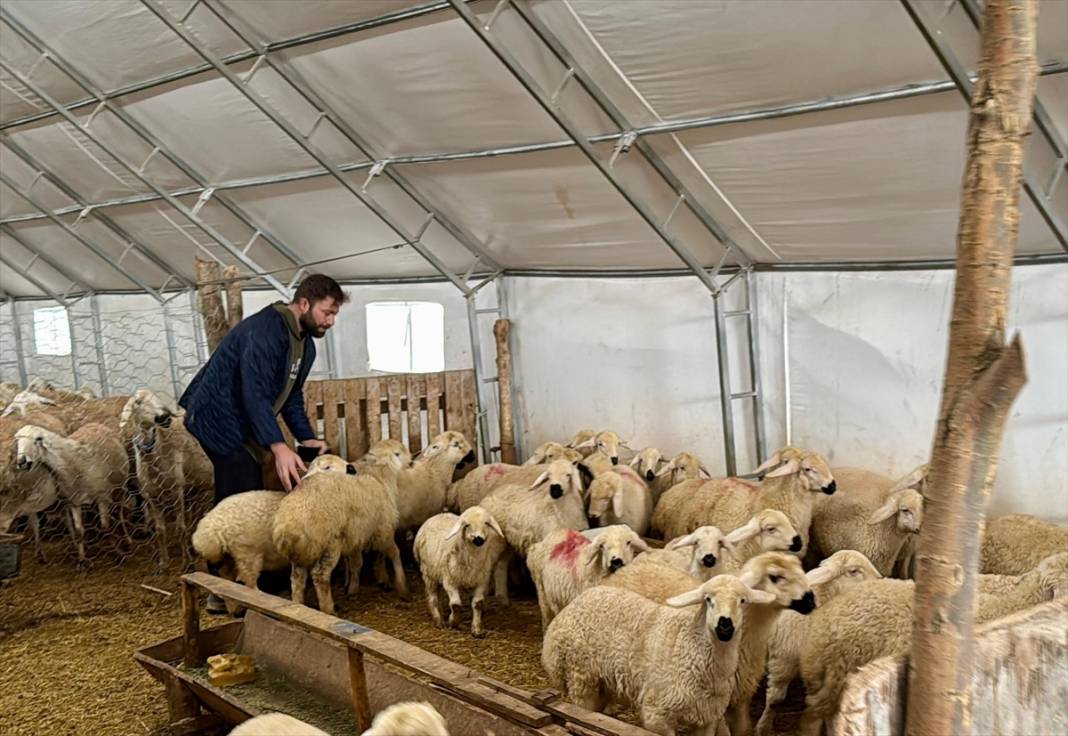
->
[0,544,804,735]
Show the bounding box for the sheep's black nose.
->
[715,617,735,642]
[155,413,172,428]
[16,457,31,471]
[549,483,564,499]
[702,553,717,568]
[645,469,655,482]
[588,515,601,527]
[822,480,837,495]
[790,590,816,615]
[457,450,476,467]
[610,456,619,465]
[790,536,803,552]
[609,557,624,571]
[346,464,357,475]
[472,536,485,547]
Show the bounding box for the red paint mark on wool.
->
[484,464,510,480]
[549,530,589,568]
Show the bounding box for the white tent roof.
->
[0,0,1065,298]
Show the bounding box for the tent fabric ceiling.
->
[0,0,1065,298]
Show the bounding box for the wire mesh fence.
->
[1,291,213,569]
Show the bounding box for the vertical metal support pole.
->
[744,271,767,465]
[8,299,28,385]
[321,328,338,379]
[65,304,81,391]
[188,289,209,362]
[162,299,182,400]
[465,294,492,464]
[714,292,737,477]
[90,294,109,396]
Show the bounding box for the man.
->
[180,275,346,613]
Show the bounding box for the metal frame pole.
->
[0,250,72,307]
[65,302,81,390]
[713,290,737,476]
[161,298,182,400]
[744,271,767,464]
[90,294,110,396]
[7,298,29,385]
[465,292,493,464]
[188,289,209,363]
[0,224,90,298]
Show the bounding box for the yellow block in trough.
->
[207,652,257,687]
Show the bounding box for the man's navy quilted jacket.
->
[179,303,317,457]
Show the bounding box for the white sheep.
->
[629,447,666,484]
[0,414,65,561]
[564,428,597,455]
[585,467,653,535]
[527,524,651,628]
[720,508,803,565]
[14,422,130,564]
[447,461,522,511]
[754,550,883,736]
[543,574,774,735]
[635,525,736,580]
[976,551,1068,621]
[229,713,329,735]
[191,490,289,615]
[413,506,507,637]
[571,430,624,465]
[272,453,407,615]
[523,441,582,465]
[395,431,475,531]
[598,555,705,603]
[981,513,1068,575]
[650,450,711,503]
[651,446,835,556]
[362,701,449,736]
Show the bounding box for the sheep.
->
[981,513,1068,575]
[229,713,330,735]
[14,422,130,564]
[362,702,449,736]
[651,446,835,555]
[0,381,20,410]
[571,430,625,465]
[598,556,705,603]
[543,574,774,735]
[191,491,289,615]
[723,552,817,736]
[395,431,475,532]
[810,465,926,576]
[634,525,736,580]
[447,462,521,511]
[1,389,56,417]
[585,468,653,535]
[527,524,651,628]
[720,508,803,565]
[272,453,407,615]
[976,551,1068,621]
[754,550,883,736]
[650,451,712,503]
[629,446,665,484]
[0,430,59,562]
[524,441,583,465]
[564,428,597,455]
[413,506,507,637]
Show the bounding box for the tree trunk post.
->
[905,1,1036,734]
[194,258,228,354]
[223,264,243,329]
[493,319,516,464]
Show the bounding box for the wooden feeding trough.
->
[135,573,655,736]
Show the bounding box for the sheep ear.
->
[867,498,899,525]
[719,537,738,559]
[576,464,593,490]
[119,398,135,429]
[573,437,596,449]
[586,540,603,566]
[667,532,699,550]
[725,517,761,545]
[764,458,801,478]
[751,451,783,475]
[487,515,505,539]
[666,586,705,607]
[747,587,777,605]
[655,460,676,477]
[530,470,550,490]
[632,536,652,553]
[522,454,541,466]
[445,519,466,540]
[628,455,641,468]
[698,462,713,479]
[890,464,928,492]
[738,569,762,588]
[806,566,837,585]
[611,488,626,517]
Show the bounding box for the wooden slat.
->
[321,380,342,454]
[182,581,201,667]
[304,380,323,437]
[444,371,464,434]
[459,369,478,449]
[365,378,382,443]
[343,378,367,459]
[386,376,403,440]
[406,374,425,454]
[426,373,443,439]
[473,681,655,736]
[348,648,373,731]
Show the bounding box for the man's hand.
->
[300,439,327,455]
[271,442,306,492]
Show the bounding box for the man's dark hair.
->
[292,274,349,305]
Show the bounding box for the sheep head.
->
[524,441,578,466]
[584,524,650,574]
[868,487,924,535]
[13,425,51,471]
[738,552,815,614]
[445,506,504,549]
[756,447,836,495]
[120,388,177,433]
[1033,552,1068,600]
[668,525,735,571]
[419,431,475,468]
[529,459,583,501]
[656,451,711,485]
[630,447,665,483]
[725,509,802,554]
[369,439,411,469]
[666,574,776,642]
[805,550,882,598]
[304,453,357,480]
[586,473,626,525]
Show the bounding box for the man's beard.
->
[299,312,326,337]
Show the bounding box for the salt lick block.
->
[207,652,257,687]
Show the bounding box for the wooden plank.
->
[153,714,225,736]
[348,648,373,731]
[406,373,425,454]
[138,621,243,668]
[444,371,464,434]
[479,681,655,736]
[182,580,201,668]
[321,380,342,455]
[164,677,200,723]
[426,373,443,439]
[303,380,323,437]
[386,376,403,441]
[459,370,478,450]
[151,657,260,725]
[365,378,382,443]
[343,378,367,459]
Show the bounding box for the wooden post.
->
[182,580,202,668]
[194,258,228,353]
[223,264,243,329]
[163,677,200,723]
[493,319,516,464]
[905,1,1035,734]
[347,647,373,733]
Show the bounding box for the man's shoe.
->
[205,593,228,615]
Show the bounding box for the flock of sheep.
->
[0,379,211,566]
[185,424,1067,736]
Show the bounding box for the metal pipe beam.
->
[3,61,1066,228]
[0,222,88,296]
[66,304,82,390]
[90,294,110,396]
[465,294,493,464]
[207,0,503,272]
[162,299,182,399]
[713,292,737,476]
[448,0,721,296]
[743,271,767,464]
[0,171,165,300]
[0,250,72,307]
[1,136,194,289]
[900,0,1067,250]
[141,0,473,297]
[6,297,29,385]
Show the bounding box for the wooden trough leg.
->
[182,580,202,668]
[164,676,200,723]
[348,648,373,733]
